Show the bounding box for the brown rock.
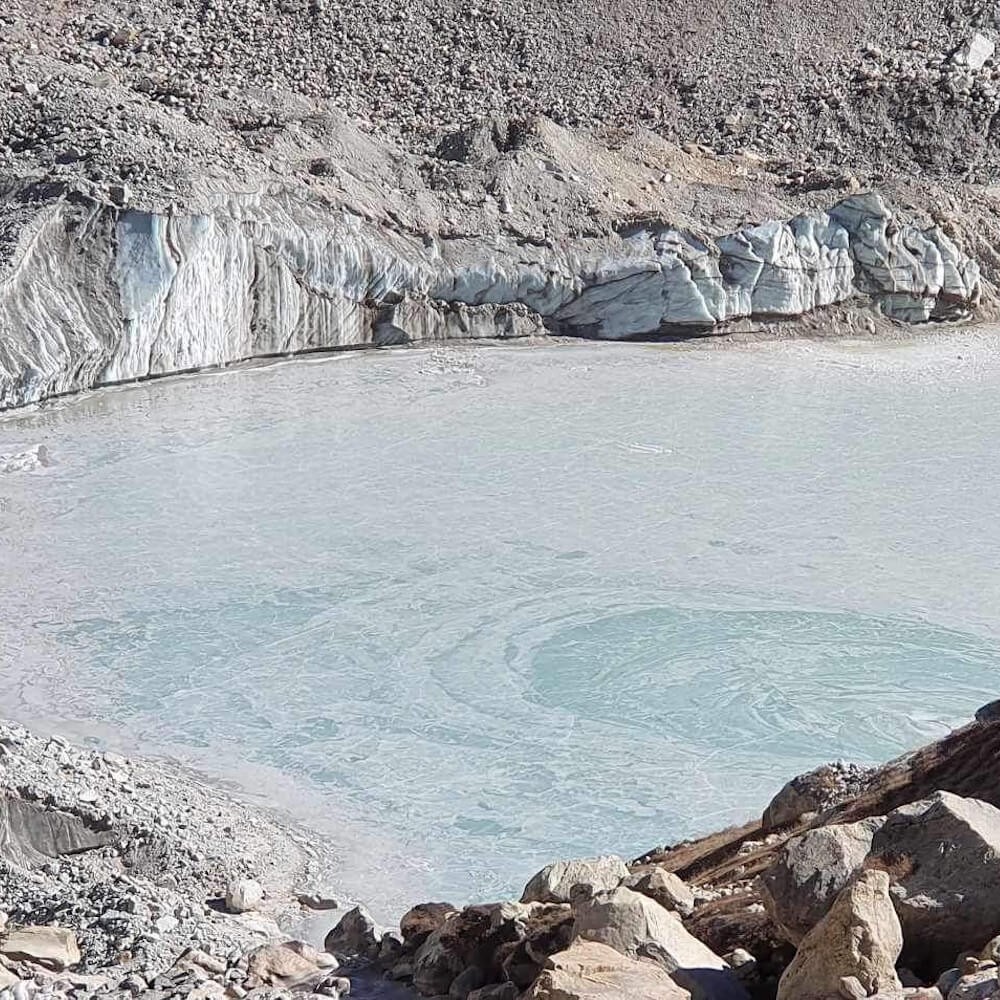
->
[524,939,691,999]
[623,866,696,917]
[776,871,902,1000]
[401,903,459,948]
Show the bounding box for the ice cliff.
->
[0,189,982,409]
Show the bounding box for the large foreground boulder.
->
[520,856,629,904]
[246,941,335,989]
[871,792,1000,971]
[761,817,886,943]
[525,939,691,999]
[573,887,748,999]
[776,870,902,1000]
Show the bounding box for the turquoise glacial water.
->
[0,335,998,917]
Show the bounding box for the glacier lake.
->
[1,335,999,918]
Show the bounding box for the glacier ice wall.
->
[0,189,982,409]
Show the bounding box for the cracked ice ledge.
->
[0,190,982,410]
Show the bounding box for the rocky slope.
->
[4,0,1000,409]
[0,720,349,1000]
[314,702,1000,1000]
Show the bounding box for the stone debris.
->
[5,707,1000,1000]
[0,720,340,1000]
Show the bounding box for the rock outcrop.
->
[775,870,903,1000]
[0,188,982,411]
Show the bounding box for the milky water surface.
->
[1,335,999,918]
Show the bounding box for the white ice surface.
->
[1,334,999,919]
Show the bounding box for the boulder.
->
[761,816,886,943]
[524,939,691,999]
[400,902,459,948]
[945,969,999,999]
[496,902,575,988]
[776,870,902,1000]
[449,965,486,998]
[762,763,872,831]
[411,912,480,997]
[225,878,264,914]
[246,942,331,989]
[521,856,629,904]
[324,904,383,960]
[573,887,747,999]
[0,926,81,972]
[623,866,696,917]
[0,794,114,870]
[870,792,1000,971]
[410,900,574,996]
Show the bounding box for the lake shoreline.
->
[4,705,1000,999]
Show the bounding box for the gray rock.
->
[954,33,995,71]
[521,856,629,905]
[762,763,872,831]
[760,816,886,943]
[946,969,999,999]
[871,792,1000,971]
